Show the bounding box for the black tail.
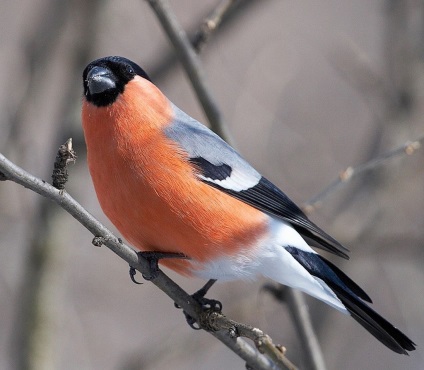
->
[285,246,416,354]
[328,282,416,354]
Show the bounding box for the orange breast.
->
[82,77,268,275]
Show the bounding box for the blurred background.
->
[0,0,423,369]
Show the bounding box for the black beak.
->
[87,66,116,95]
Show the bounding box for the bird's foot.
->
[176,279,222,330]
[129,251,188,283]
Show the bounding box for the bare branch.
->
[302,136,424,214]
[146,0,259,82]
[146,0,234,143]
[0,151,296,370]
[203,311,298,370]
[328,38,396,114]
[264,285,327,370]
[192,0,241,52]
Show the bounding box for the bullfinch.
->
[81,56,415,354]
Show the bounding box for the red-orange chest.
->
[82,86,268,274]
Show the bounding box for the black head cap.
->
[83,56,151,107]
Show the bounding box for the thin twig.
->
[192,0,241,52]
[302,136,423,214]
[284,290,326,370]
[146,0,234,143]
[212,331,284,370]
[264,285,327,370]
[0,152,294,370]
[145,0,259,82]
[203,311,298,370]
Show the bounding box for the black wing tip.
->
[333,246,350,260]
[298,227,351,259]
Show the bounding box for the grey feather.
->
[164,104,261,191]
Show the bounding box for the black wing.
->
[191,157,350,259]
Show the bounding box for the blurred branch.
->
[264,285,327,370]
[385,0,414,112]
[147,0,259,82]
[2,0,69,151]
[7,2,74,370]
[328,38,395,122]
[0,152,296,370]
[302,136,423,214]
[8,2,104,370]
[146,0,234,143]
[192,0,241,52]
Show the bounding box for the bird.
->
[81,56,415,355]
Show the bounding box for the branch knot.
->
[52,138,76,191]
[198,309,225,332]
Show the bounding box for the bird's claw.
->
[177,279,222,329]
[129,266,143,284]
[129,251,188,283]
[182,296,223,330]
[128,251,160,282]
[193,295,223,313]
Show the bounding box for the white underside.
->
[192,217,348,313]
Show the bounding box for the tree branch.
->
[264,285,327,370]
[302,136,423,213]
[204,311,297,370]
[145,0,259,83]
[0,151,295,370]
[192,0,241,52]
[146,0,234,143]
